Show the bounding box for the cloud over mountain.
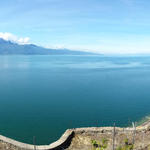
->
[0,32,30,45]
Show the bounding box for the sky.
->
[0,0,150,54]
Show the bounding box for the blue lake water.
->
[0,55,150,144]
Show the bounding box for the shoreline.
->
[0,119,150,150]
[136,115,150,126]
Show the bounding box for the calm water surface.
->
[0,55,150,144]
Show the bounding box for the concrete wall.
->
[0,129,74,150]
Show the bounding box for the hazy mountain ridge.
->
[0,38,95,55]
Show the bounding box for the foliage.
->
[148,145,150,150]
[116,138,134,150]
[91,138,108,150]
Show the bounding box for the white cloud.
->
[18,37,30,44]
[0,32,30,44]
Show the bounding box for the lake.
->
[0,55,150,144]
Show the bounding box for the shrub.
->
[116,138,134,150]
[91,138,108,150]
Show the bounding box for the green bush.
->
[91,138,108,150]
[116,138,134,150]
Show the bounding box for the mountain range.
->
[0,38,95,55]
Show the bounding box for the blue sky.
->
[0,0,150,54]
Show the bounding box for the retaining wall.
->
[0,121,150,150]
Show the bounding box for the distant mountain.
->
[0,38,96,55]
